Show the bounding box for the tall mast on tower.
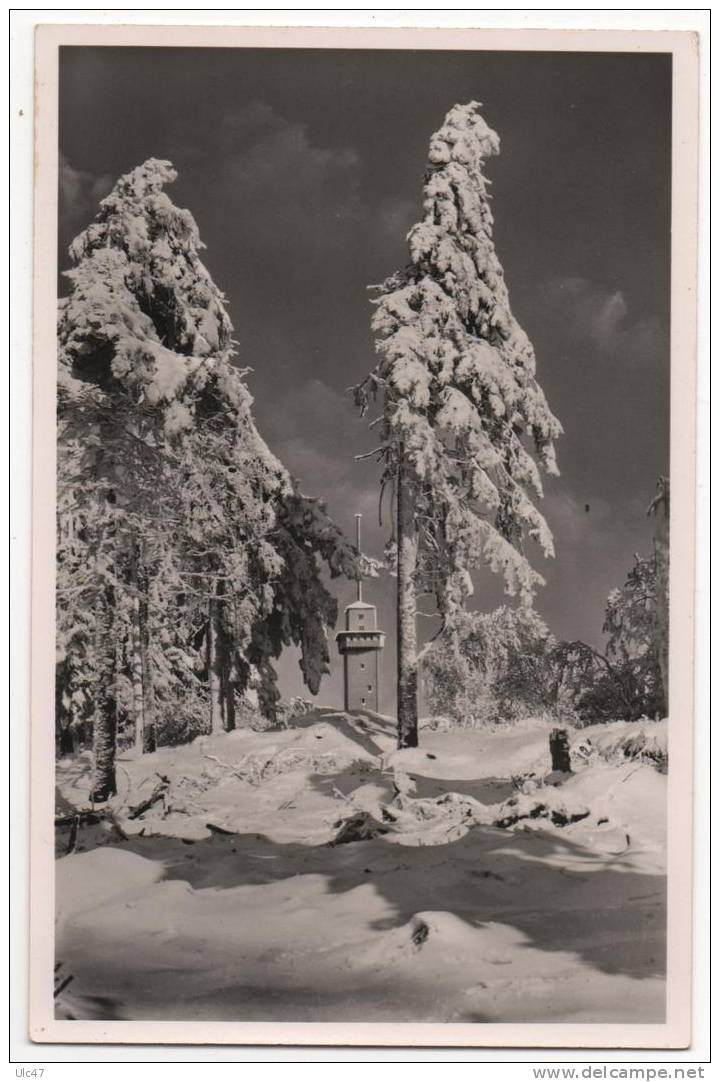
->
[355,513,363,603]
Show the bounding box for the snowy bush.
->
[576,720,668,769]
[152,685,212,747]
[422,605,557,726]
[548,543,667,727]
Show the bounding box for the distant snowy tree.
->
[355,103,561,746]
[599,480,670,721]
[601,552,666,719]
[550,484,669,725]
[58,159,367,793]
[422,605,556,726]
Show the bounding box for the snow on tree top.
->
[427,101,500,170]
[66,159,234,375]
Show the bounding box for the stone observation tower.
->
[336,514,385,713]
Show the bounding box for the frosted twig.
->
[355,447,385,462]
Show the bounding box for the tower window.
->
[368,684,373,692]
[360,662,365,671]
[361,697,366,705]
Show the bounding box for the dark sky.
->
[58,47,672,712]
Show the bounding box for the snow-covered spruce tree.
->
[354,103,562,748]
[58,159,365,796]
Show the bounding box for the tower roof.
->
[345,600,375,611]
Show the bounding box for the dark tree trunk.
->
[222,663,236,732]
[549,727,571,773]
[138,562,156,753]
[207,597,224,735]
[90,473,119,802]
[216,579,235,732]
[55,660,74,756]
[207,582,235,734]
[58,726,74,756]
[90,581,117,803]
[396,453,419,749]
[128,547,146,755]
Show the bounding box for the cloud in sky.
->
[59,101,415,275]
[183,102,419,277]
[536,276,667,365]
[58,154,113,247]
[213,104,362,254]
[257,376,386,554]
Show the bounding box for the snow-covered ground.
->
[54,711,667,1023]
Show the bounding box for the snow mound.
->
[559,763,667,853]
[573,719,668,769]
[493,790,590,829]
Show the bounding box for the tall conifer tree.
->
[355,103,562,747]
[58,159,366,795]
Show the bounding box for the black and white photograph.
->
[24,22,700,1049]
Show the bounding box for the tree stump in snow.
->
[143,723,156,755]
[549,728,571,774]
